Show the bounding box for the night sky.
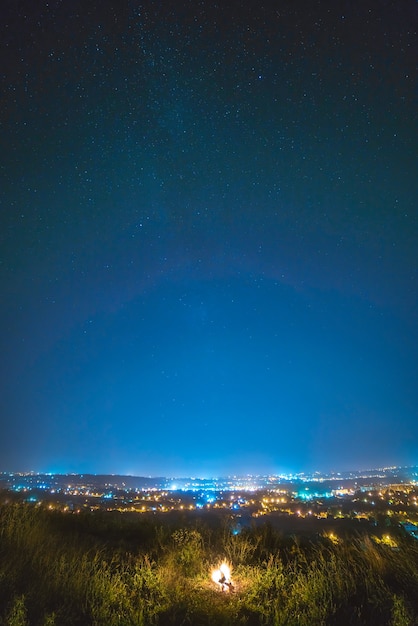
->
[1,1,417,477]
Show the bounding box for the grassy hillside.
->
[1,503,417,625]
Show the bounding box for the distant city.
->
[1,466,418,538]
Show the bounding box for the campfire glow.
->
[211,562,234,591]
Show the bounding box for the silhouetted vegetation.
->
[1,503,418,625]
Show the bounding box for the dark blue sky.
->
[1,1,417,476]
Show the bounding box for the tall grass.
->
[1,503,418,625]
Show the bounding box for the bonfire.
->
[211,562,234,592]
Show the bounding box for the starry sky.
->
[1,1,417,477]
